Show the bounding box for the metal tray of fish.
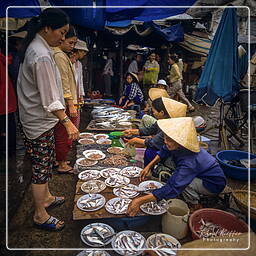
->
[112,230,146,256]
[139,180,164,191]
[78,170,101,181]
[113,184,139,199]
[80,222,115,247]
[105,175,130,187]
[140,200,168,215]
[77,194,105,212]
[100,168,121,178]
[121,166,143,178]
[76,250,111,256]
[94,134,109,140]
[81,180,106,193]
[146,233,181,256]
[76,158,98,167]
[84,151,106,161]
[105,197,132,215]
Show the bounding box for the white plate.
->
[96,139,112,145]
[105,175,130,187]
[118,121,132,126]
[140,200,167,215]
[100,168,121,178]
[80,222,115,248]
[113,184,139,199]
[81,180,106,193]
[77,194,105,212]
[79,132,94,139]
[94,134,109,140]
[78,138,95,145]
[76,158,98,167]
[76,250,111,256]
[139,180,164,190]
[146,233,181,255]
[105,197,132,215]
[82,149,103,156]
[78,170,101,181]
[107,147,124,154]
[84,151,106,161]
[121,166,143,178]
[111,230,146,256]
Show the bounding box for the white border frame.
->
[5,5,251,252]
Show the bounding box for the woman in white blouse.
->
[17,8,79,231]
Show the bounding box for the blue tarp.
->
[195,8,239,106]
[106,0,197,22]
[1,0,41,18]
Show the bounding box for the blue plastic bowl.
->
[216,150,256,180]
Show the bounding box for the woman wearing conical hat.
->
[127,117,226,216]
[124,97,187,167]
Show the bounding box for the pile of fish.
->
[107,147,124,154]
[196,219,242,238]
[102,155,128,167]
[85,152,106,160]
[79,138,95,145]
[100,168,121,178]
[105,174,130,187]
[105,197,132,214]
[78,194,105,211]
[77,251,110,256]
[81,180,106,193]
[78,170,100,181]
[146,234,181,256]
[77,158,98,167]
[140,200,168,215]
[113,184,139,198]
[112,231,146,255]
[121,166,143,178]
[81,223,115,247]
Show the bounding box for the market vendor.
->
[127,117,226,216]
[124,96,187,166]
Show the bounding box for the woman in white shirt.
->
[17,8,79,231]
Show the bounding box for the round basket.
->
[189,208,249,240]
[232,190,256,220]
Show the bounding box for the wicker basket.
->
[232,190,256,220]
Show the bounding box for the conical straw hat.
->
[157,117,200,152]
[149,88,169,101]
[162,97,187,118]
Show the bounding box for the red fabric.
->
[0,53,17,115]
[54,110,78,161]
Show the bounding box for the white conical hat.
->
[162,97,187,118]
[157,117,200,152]
[149,88,169,101]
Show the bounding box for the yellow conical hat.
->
[149,88,169,101]
[157,117,200,152]
[162,97,187,118]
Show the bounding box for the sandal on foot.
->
[46,196,65,209]
[57,166,74,174]
[34,216,65,231]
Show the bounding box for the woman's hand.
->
[63,121,80,140]
[140,165,151,181]
[127,138,144,147]
[68,105,78,117]
[123,129,139,136]
[127,198,142,217]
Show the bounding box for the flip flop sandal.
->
[46,196,65,209]
[34,216,65,231]
[57,168,74,174]
[53,161,70,169]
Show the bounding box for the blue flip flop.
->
[34,216,65,231]
[46,196,65,209]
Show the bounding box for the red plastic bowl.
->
[189,208,249,240]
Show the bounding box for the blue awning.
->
[1,0,41,18]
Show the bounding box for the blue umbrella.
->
[195,8,239,106]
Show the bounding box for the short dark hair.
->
[152,97,169,117]
[169,54,179,63]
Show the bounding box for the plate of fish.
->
[82,149,103,156]
[76,250,111,256]
[81,180,106,193]
[94,134,109,140]
[107,147,124,155]
[80,222,115,247]
[140,200,168,215]
[105,197,132,215]
[121,166,143,178]
[78,170,101,181]
[78,138,95,145]
[146,233,181,255]
[112,230,146,256]
[102,155,128,167]
[96,138,112,145]
[118,121,132,127]
[105,174,130,187]
[100,168,121,178]
[84,151,106,161]
[76,158,98,167]
[139,180,164,192]
[77,194,105,212]
[113,184,139,198]
[79,132,94,139]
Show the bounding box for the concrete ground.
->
[1,102,255,256]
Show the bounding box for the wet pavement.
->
[1,103,255,256]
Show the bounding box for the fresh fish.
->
[105,174,130,187]
[140,200,167,215]
[105,198,132,214]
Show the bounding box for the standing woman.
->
[53,26,78,173]
[17,8,79,231]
